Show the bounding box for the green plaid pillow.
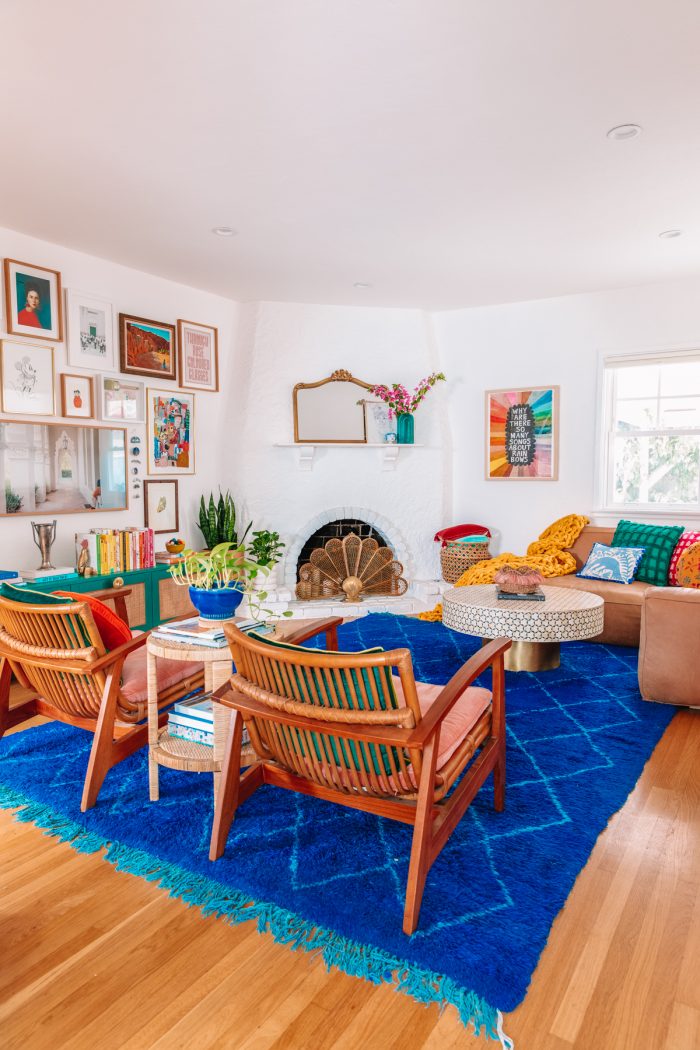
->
[611,520,684,586]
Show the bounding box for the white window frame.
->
[595,347,700,526]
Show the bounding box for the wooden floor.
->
[1,707,698,1050]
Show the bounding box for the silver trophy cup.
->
[31,520,57,570]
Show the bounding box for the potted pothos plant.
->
[168,542,255,620]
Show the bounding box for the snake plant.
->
[197,490,251,549]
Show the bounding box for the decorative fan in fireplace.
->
[296,532,408,602]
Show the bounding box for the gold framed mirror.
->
[293,370,373,443]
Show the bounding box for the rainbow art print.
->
[485,386,559,480]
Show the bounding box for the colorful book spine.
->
[168,723,214,746]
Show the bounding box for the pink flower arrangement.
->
[368,372,446,417]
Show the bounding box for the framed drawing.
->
[147,388,194,474]
[3,259,63,341]
[143,479,180,533]
[99,375,145,422]
[60,373,94,419]
[65,290,116,371]
[177,319,219,392]
[0,341,55,416]
[362,399,397,443]
[119,313,177,381]
[486,386,559,480]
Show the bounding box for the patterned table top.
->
[442,584,605,643]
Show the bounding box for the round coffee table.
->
[442,584,604,671]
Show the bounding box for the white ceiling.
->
[2,0,700,309]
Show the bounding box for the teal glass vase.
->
[396,413,414,444]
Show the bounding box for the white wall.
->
[434,275,700,553]
[228,301,450,581]
[0,227,238,568]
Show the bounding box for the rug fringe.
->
[0,784,512,1046]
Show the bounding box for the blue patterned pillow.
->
[578,543,646,584]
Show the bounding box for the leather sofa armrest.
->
[638,587,700,707]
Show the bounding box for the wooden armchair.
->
[210,625,510,934]
[0,591,204,811]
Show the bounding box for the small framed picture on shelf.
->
[0,340,55,416]
[144,479,180,533]
[99,375,145,422]
[60,373,94,419]
[65,290,116,371]
[177,319,219,392]
[147,388,195,474]
[3,259,63,342]
[119,313,177,381]
[362,399,397,444]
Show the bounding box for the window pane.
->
[616,365,659,399]
[659,396,700,428]
[659,361,700,397]
[614,399,658,430]
[613,434,700,505]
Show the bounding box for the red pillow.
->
[668,531,700,586]
[55,592,132,650]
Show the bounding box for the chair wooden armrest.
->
[83,587,133,627]
[281,616,343,650]
[406,637,510,747]
[88,629,150,672]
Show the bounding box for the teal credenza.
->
[25,565,195,630]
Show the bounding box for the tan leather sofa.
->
[545,525,700,707]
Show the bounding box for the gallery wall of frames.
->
[0,256,220,528]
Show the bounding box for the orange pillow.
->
[674,543,700,589]
[55,592,132,650]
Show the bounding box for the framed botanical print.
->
[65,290,116,371]
[144,479,180,533]
[3,259,63,341]
[0,340,55,416]
[60,373,94,419]
[486,386,559,480]
[147,388,194,474]
[119,313,177,381]
[177,319,219,392]
[99,375,145,423]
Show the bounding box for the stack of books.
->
[20,567,78,584]
[74,528,156,575]
[152,617,274,648]
[496,588,545,602]
[168,694,215,745]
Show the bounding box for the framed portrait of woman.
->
[3,259,63,342]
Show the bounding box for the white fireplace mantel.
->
[273,442,426,471]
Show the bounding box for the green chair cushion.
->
[611,520,684,586]
[0,582,72,605]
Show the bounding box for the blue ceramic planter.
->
[188,583,245,620]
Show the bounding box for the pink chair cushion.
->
[120,645,205,705]
[392,676,492,770]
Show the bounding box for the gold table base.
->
[483,638,560,672]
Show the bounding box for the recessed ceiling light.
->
[658,228,683,239]
[211,226,237,237]
[353,281,372,289]
[606,123,643,141]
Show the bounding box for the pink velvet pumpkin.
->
[494,565,544,594]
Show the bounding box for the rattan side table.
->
[147,633,243,802]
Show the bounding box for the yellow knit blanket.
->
[419,513,589,622]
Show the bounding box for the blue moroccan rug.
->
[0,614,675,1044]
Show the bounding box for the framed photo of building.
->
[177,319,219,392]
[66,290,116,371]
[147,388,194,474]
[60,373,95,419]
[99,375,145,423]
[119,313,177,381]
[3,259,63,341]
[485,386,559,480]
[0,340,55,416]
[143,479,180,533]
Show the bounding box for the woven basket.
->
[440,541,490,583]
